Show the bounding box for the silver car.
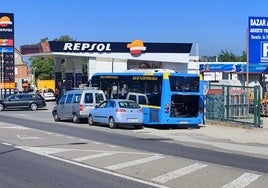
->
[52,89,106,123]
[88,99,144,129]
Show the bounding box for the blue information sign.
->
[248,16,268,64]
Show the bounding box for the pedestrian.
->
[55,87,60,101]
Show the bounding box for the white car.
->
[40,88,56,101]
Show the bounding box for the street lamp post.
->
[32,67,36,91]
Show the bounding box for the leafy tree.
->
[30,35,76,80]
[217,50,238,62]
[239,51,247,62]
[30,57,54,80]
[200,50,247,62]
[53,35,75,41]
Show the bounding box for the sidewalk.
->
[138,118,268,156]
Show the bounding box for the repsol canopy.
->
[20,40,192,55]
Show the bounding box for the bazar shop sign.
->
[248,16,268,64]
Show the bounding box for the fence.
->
[205,84,261,127]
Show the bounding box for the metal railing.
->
[206,84,261,127]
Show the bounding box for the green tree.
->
[30,57,54,80]
[200,50,247,62]
[217,50,239,62]
[239,51,247,62]
[30,35,76,80]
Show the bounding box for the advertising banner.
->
[0,13,15,91]
[248,16,268,64]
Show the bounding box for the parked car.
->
[52,88,106,123]
[40,88,56,101]
[126,92,149,105]
[0,93,47,111]
[88,99,144,129]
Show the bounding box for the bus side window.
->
[138,96,147,104]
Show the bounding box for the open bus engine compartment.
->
[170,95,199,117]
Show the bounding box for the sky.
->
[1,0,268,56]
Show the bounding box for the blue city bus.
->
[90,69,204,127]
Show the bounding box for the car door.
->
[99,101,115,124]
[64,93,74,119]
[92,101,108,123]
[19,94,32,107]
[57,95,67,118]
[11,94,26,107]
[4,95,18,108]
[80,92,95,117]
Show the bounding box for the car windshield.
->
[45,89,54,93]
[118,101,140,108]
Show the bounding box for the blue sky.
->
[1,0,268,56]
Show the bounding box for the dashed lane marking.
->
[73,152,116,162]
[1,142,13,146]
[17,134,41,140]
[17,146,72,155]
[105,155,165,170]
[0,125,29,129]
[16,145,170,188]
[222,172,262,188]
[151,163,208,183]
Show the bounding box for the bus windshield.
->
[169,76,199,92]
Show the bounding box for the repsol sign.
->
[63,42,111,52]
[43,41,192,54]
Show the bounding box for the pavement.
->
[136,118,268,157]
[44,101,268,156]
[27,101,268,157]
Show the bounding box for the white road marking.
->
[79,139,87,142]
[54,133,64,137]
[222,172,262,188]
[17,134,41,140]
[73,152,115,162]
[94,141,102,144]
[2,142,13,146]
[108,144,118,148]
[151,163,208,183]
[17,146,169,188]
[17,146,72,155]
[106,155,165,170]
[0,126,29,129]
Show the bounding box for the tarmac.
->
[136,117,268,157]
[46,101,268,157]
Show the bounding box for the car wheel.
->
[108,117,117,129]
[88,115,94,126]
[30,103,38,111]
[0,104,4,111]
[53,112,60,122]
[72,113,80,123]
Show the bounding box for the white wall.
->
[88,57,127,79]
